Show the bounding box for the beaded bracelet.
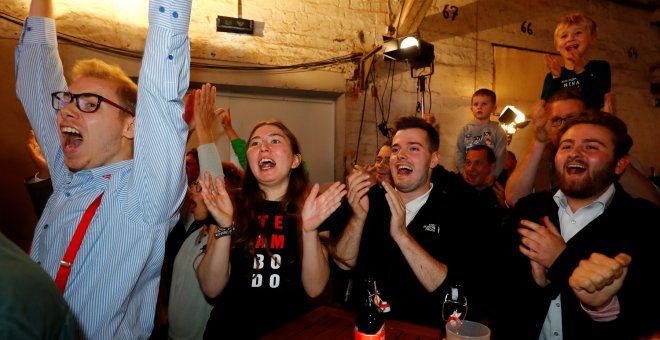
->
[214,224,235,239]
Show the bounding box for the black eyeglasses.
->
[550,114,577,127]
[51,91,135,116]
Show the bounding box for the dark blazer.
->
[497,183,660,340]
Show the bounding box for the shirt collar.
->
[403,183,433,226]
[553,183,616,213]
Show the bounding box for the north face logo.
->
[423,224,438,233]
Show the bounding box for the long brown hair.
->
[232,120,308,261]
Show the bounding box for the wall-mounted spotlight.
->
[381,34,435,115]
[382,35,434,77]
[499,105,530,135]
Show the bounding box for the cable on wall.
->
[0,11,361,72]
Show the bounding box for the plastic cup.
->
[445,320,491,340]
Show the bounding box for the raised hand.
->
[220,108,241,141]
[301,182,347,233]
[382,181,407,240]
[346,167,372,221]
[569,252,631,310]
[26,129,50,179]
[602,92,615,114]
[518,216,566,268]
[356,163,377,188]
[530,99,550,144]
[193,83,226,144]
[199,170,233,228]
[220,108,233,131]
[543,54,562,78]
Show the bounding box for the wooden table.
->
[262,305,442,339]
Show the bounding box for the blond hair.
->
[554,13,597,43]
[71,59,138,115]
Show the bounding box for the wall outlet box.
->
[217,16,254,34]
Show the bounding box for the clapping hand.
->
[382,181,407,241]
[301,182,347,233]
[199,171,233,228]
[356,163,377,188]
[544,54,562,78]
[492,181,507,209]
[346,167,372,221]
[569,252,631,310]
[518,216,566,286]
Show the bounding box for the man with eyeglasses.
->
[15,0,192,338]
[505,88,660,207]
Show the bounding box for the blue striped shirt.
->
[14,1,191,338]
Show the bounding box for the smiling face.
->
[246,124,301,192]
[555,23,593,61]
[470,95,497,121]
[56,77,134,171]
[546,98,585,148]
[555,123,627,201]
[463,148,495,189]
[374,144,392,185]
[390,128,438,202]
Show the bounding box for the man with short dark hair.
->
[336,116,465,328]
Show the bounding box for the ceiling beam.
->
[394,0,434,37]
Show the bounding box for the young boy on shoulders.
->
[541,12,612,111]
[455,88,508,177]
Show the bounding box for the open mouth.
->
[258,158,276,170]
[396,164,413,175]
[566,162,587,175]
[61,126,83,152]
[565,43,579,53]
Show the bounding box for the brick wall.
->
[1,0,657,210]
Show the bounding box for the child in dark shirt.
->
[541,12,612,111]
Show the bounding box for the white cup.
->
[445,320,491,340]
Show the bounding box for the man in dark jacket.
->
[497,111,660,339]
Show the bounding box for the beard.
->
[556,160,617,199]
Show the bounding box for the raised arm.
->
[618,165,660,206]
[196,171,234,298]
[129,0,192,224]
[220,110,249,171]
[193,83,225,184]
[505,100,549,207]
[28,0,53,17]
[492,125,508,177]
[16,0,69,189]
[335,170,372,269]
